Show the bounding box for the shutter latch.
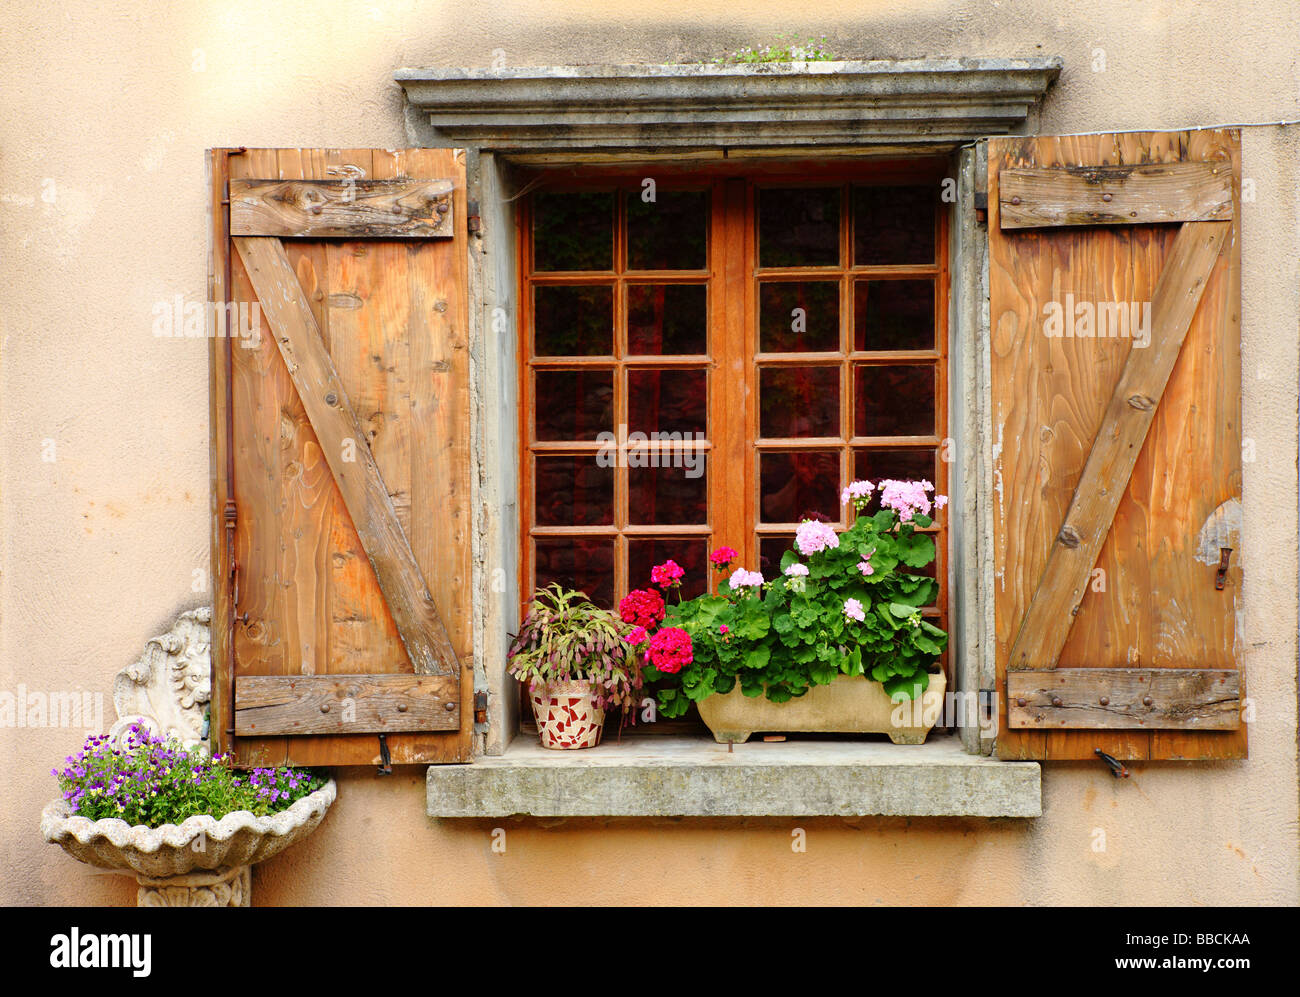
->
[1094,748,1130,778]
[1215,547,1233,591]
[376,733,393,776]
[474,690,489,726]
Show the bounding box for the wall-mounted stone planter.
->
[41,781,336,906]
[697,671,947,744]
[40,606,335,906]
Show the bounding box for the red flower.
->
[619,588,665,629]
[709,546,738,570]
[647,626,693,674]
[650,559,685,589]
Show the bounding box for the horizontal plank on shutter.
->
[1006,220,1230,672]
[233,235,460,678]
[235,675,459,735]
[1007,669,1240,730]
[999,162,1233,230]
[230,179,454,238]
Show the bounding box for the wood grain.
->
[989,130,1245,761]
[230,178,454,238]
[233,235,460,679]
[1006,219,1229,671]
[1008,668,1240,730]
[235,674,459,735]
[1000,161,1233,229]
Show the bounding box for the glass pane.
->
[534,537,614,608]
[758,535,795,577]
[853,447,937,485]
[852,447,938,514]
[627,284,707,355]
[759,367,839,439]
[854,280,934,351]
[628,538,707,599]
[852,185,936,266]
[759,450,840,524]
[854,364,935,436]
[534,370,613,441]
[628,457,707,525]
[533,192,613,272]
[758,187,840,268]
[628,368,707,437]
[534,284,613,356]
[626,189,709,271]
[759,280,839,352]
[534,455,613,526]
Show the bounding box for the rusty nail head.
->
[1143,696,1154,707]
[325,392,338,406]
[1016,697,1027,708]
[396,702,408,712]
[310,204,322,215]
[1100,696,1110,706]
[1102,192,1113,202]
[1010,196,1021,206]
[1051,696,1063,708]
[444,701,456,712]
[437,202,449,214]
[320,704,330,713]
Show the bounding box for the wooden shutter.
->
[989,129,1245,761]
[208,148,473,766]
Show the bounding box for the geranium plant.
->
[635,479,949,718]
[52,722,326,827]
[507,583,642,712]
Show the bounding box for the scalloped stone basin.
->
[697,672,947,744]
[41,780,336,879]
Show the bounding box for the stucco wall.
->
[3,0,1297,906]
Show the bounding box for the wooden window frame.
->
[517,158,952,700]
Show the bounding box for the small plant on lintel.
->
[507,584,642,750]
[712,34,838,65]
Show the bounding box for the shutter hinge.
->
[467,200,481,234]
[474,690,489,726]
[973,189,989,225]
[377,733,393,776]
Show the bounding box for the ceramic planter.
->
[531,679,605,749]
[697,670,947,744]
[41,779,336,906]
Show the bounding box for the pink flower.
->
[784,563,809,577]
[650,559,685,589]
[840,479,875,510]
[877,479,936,523]
[728,567,764,589]
[718,625,729,634]
[625,626,649,645]
[935,494,949,510]
[709,546,738,570]
[857,560,874,576]
[619,588,665,629]
[843,598,866,623]
[794,519,840,556]
[647,626,693,674]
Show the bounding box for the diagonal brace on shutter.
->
[1006,220,1231,677]
[233,235,461,679]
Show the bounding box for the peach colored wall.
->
[3,0,1297,906]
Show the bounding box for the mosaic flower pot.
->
[41,779,336,906]
[531,679,605,749]
[697,670,946,745]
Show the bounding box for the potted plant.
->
[508,584,642,749]
[42,721,334,906]
[635,479,950,744]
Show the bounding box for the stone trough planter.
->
[697,671,947,745]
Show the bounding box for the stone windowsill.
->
[426,733,1041,818]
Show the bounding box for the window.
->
[520,163,950,663]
